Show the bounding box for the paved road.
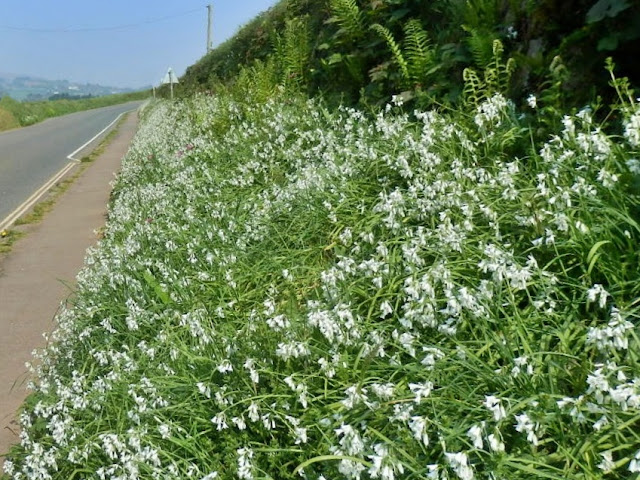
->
[0,101,143,224]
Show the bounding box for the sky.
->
[0,0,280,89]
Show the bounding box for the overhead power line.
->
[0,7,203,33]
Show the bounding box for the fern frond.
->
[463,67,483,106]
[273,17,310,88]
[371,23,410,86]
[403,19,435,86]
[483,40,515,96]
[463,25,493,69]
[329,0,365,40]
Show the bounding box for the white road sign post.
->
[161,68,179,100]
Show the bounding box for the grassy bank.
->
[0,90,147,132]
[3,69,640,478]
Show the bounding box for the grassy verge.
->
[0,91,146,132]
[2,87,640,480]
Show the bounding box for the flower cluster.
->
[5,92,640,479]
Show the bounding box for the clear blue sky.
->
[0,1,280,88]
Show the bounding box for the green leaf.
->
[143,270,171,305]
[587,0,631,24]
[587,240,611,265]
[597,35,619,51]
[390,8,411,21]
[327,53,344,65]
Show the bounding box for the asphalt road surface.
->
[0,101,142,225]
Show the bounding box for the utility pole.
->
[207,4,213,53]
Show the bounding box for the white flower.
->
[371,383,395,400]
[467,424,483,449]
[216,359,233,373]
[527,95,537,109]
[488,433,505,453]
[484,395,507,421]
[368,443,404,480]
[426,464,440,479]
[445,451,474,480]
[408,416,429,446]
[409,381,433,403]
[624,111,640,147]
[627,158,640,174]
[380,300,393,318]
[597,168,619,188]
[294,426,308,444]
[514,413,538,446]
[211,412,228,431]
[586,308,634,352]
[237,447,254,480]
[587,284,609,309]
[2,460,14,475]
[391,95,404,107]
[232,416,247,431]
[158,423,171,439]
[629,449,640,472]
[598,450,615,473]
[342,385,370,409]
[335,424,365,455]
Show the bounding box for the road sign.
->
[161,68,179,85]
[161,68,179,99]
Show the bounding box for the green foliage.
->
[178,0,640,112]
[463,25,495,69]
[273,16,311,88]
[605,57,636,113]
[370,23,410,87]
[328,0,366,42]
[0,107,18,131]
[536,55,571,127]
[587,0,632,23]
[463,39,516,107]
[234,58,281,103]
[0,91,148,131]
[370,19,440,95]
[402,20,437,86]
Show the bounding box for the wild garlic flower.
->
[467,424,483,449]
[484,395,507,421]
[629,449,640,473]
[624,110,640,147]
[445,451,474,480]
[368,443,404,480]
[236,448,254,480]
[586,284,609,309]
[527,95,537,109]
[514,412,539,446]
[597,450,615,473]
[487,433,505,453]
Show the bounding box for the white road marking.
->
[0,107,135,232]
[66,111,127,162]
[0,161,76,232]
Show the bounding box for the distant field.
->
[0,90,148,132]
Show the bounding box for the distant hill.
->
[0,73,144,101]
